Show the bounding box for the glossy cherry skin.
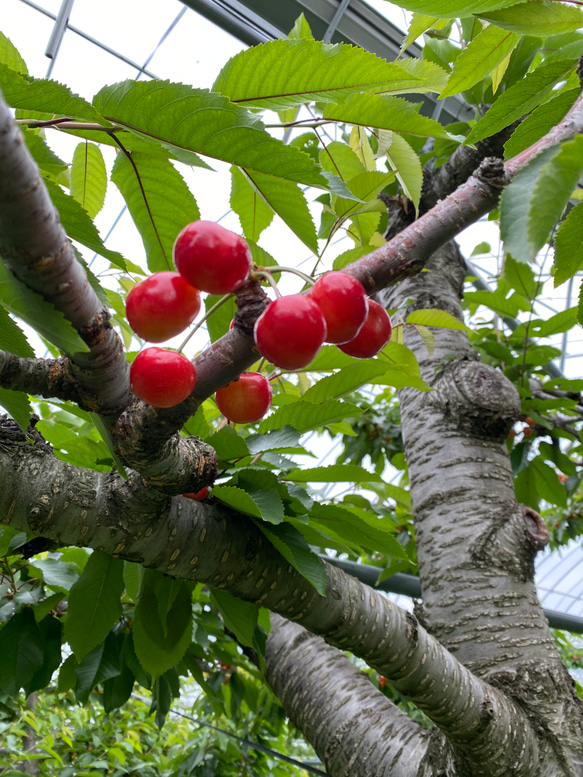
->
[126,271,201,342]
[174,220,252,295]
[308,271,369,344]
[338,299,392,358]
[130,347,196,408]
[215,372,272,424]
[184,487,209,501]
[254,295,327,370]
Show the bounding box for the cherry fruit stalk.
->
[126,271,201,342]
[130,348,196,408]
[215,372,272,424]
[174,220,252,295]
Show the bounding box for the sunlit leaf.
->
[70,142,107,218]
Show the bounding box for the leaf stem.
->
[178,294,234,353]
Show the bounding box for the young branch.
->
[0,351,83,406]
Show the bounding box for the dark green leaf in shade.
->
[480,1,583,36]
[210,590,261,652]
[578,279,583,326]
[0,62,109,122]
[466,58,578,144]
[0,261,89,354]
[504,89,579,160]
[0,32,28,73]
[254,520,328,595]
[212,485,263,519]
[26,615,62,695]
[554,202,583,287]
[230,166,273,243]
[212,38,422,110]
[65,551,124,661]
[238,169,319,253]
[74,632,123,704]
[0,608,44,695]
[233,469,285,524]
[43,178,127,271]
[111,152,200,273]
[246,426,303,455]
[93,80,329,188]
[70,141,107,219]
[0,387,33,432]
[527,136,583,256]
[29,557,80,592]
[133,570,193,677]
[441,24,520,98]
[57,653,78,693]
[258,399,363,434]
[324,94,450,138]
[20,126,68,177]
[102,637,135,712]
[499,144,559,263]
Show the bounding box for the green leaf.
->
[284,464,383,483]
[233,469,286,524]
[210,590,259,650]
[111,152,200,273]
[531,457,567,507]
[527,136,583,258]
[333,244,376,270]
[254,521,327,595]
[320,141,365,181]
[385,132,422,211]
[29,558,80,592]
[27,615,62,694]
[480,1,583,35]
[240,169,318,253]
[302,361,390,404]
[389,58,448,94]
[258,399,363,434]
[0,387,31,432]
[246,426,303,455]
[0,63,108,122]
[412,323,436,356]
[310,503,409,559]
[441,24,520,98]
[289,13,315,40]
[212,485,263,519]
[43,178,127,271]
[230,166,273,243]
[388,0,523,16]
[20,127,68,177]
[466,58,578,144]
[74,633,123,703]
[504,88,579,160]
[406,308,469,329]
[0,608,44,695]
[499,144,559,263]
[578,279,583,326]
[0,306,34,357]
[553,201,583,286]
[504,255,537,298]
[133,571,193,677]
[65,552,124,661]
[206,425,249,461]
[0,32,28,73]
[334,171,395,219]
[324,94,450,138]
[93,80,329,189]
[531,307,578,337]
[204,292,237,344]
[401,13,441,51]
[70,142,107,219]
[0,261,89,354]
[212,39,422,110]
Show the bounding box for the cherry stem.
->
[177,293,234,354]
[252,271,282,298]
[269,266,316,286]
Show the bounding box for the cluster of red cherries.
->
[126,221,392,424]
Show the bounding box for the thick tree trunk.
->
[381,242,583,773]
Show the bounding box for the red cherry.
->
[338,300,392,358]
[254,295,327,370]
[184,487,209,500]
[308,271,369,344]
[125,272,201,342]
[215,372,272,424]
[174,220,251,295]
[130,347,196,408]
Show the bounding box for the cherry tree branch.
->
[0,416,540,775]
[0,350,84,406]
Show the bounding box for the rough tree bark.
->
[1,82,583,776]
